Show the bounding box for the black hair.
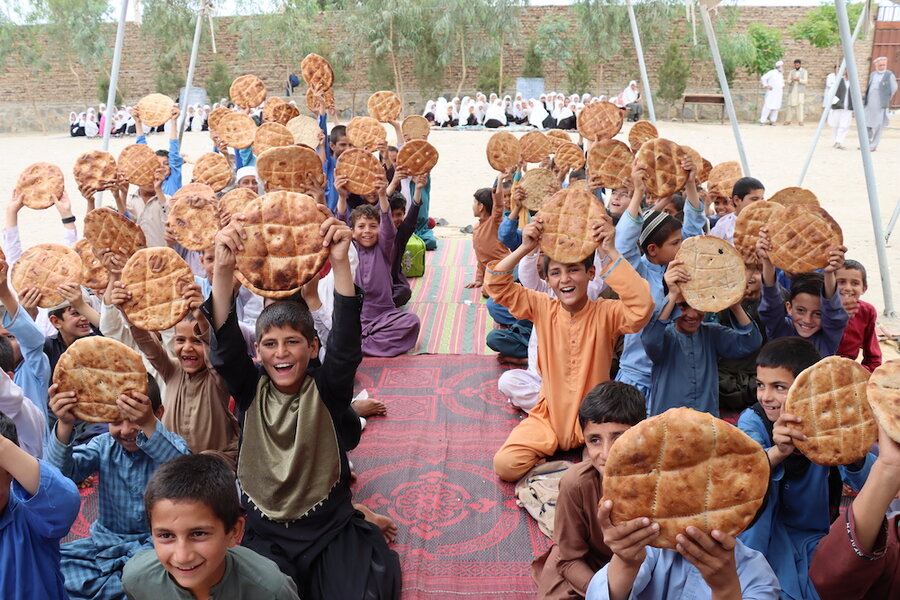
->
[155,149,169,159]
[669,193,685,213]
[789,272,823,301]
[144,454,242,531]
[640,215,681,253]
[542,251,595,274]
[387,145,398,153]
[732,177,764,200]
[0,411,18,447]
[255,300,317,343]
[794,59,802,64]
[474,187,493,214]
[350,203,381,227]
[0,336,14,373]
[329,124,347,145]
[388,192,406,213]
[756,337,821,378]
[147,374,163,413]
[569,168,587,181]
[578,381,646,429]
[48,306,70,321]
[840,259,867,288]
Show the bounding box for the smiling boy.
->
[835,259,882,371]
[709,177,766,244]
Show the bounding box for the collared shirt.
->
[0,461,81,600]
[125,191,169,248]
[758,283,849,357]
[2,307,51,423]
[709,211,736,244]
[836,300,882,372]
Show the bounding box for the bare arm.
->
[0,435,40,496]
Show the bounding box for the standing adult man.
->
[759,61,785,126]
[784,59,808,125]
[864,56,898,151]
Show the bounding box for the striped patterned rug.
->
[407,238,494,355]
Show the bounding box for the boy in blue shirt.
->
[0,410,81,600]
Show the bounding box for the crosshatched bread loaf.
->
[545,129,571,152]
[234,191,329,297]
[519,167,560,212]
[602,407,769,549]
[262,97,300,125]
[635,138,688,198]
[286,114,321,148]
[52,337,148,424]
[220,187,258,219]
[120,247,194,331]
[74,238,109,292]
[346,116,387,152]
[768,186,820,207]
[628,120,659,152]
[15,162,64,209]
[486,132,521,172]
[167,185,220,251]
[766,204,843,274]
[136,93,174,128]
[10,244,83,309]
[784,356,876,466]
[192,152,232,192]
[679,146,705,183]
[229,74,267,109]
[519,131,552,163]
[396,140,439,176]
[118,144,160,187]
[675,236,747,313]
[335,148,385,196]
[401,115,430,141]
[73,151,118,193]
[305,87,333,115]
[253,122,295,156]
[367,91,402,122]
[257,146,325,192]
[867,360,900,443]
[207,106,231,132]
[83,207,147,264]
[536,188,607,263]
[587,139,633,189]
[301,53,334,92]
[216,111,257,149]
[554,142,586,171]
[733,200,780,264]
[707,161,742,198]
[577,101,624,141]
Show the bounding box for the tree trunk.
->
[597,63,605,97]
[388,17,404,107]
[67,59,85,104]
[456,33,466,99]
[498,31,505,97]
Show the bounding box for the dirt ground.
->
[0,119,897,333]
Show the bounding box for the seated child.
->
[709,177,765,244]
[835,259,882,371]
[737,337,874,600]
[47,377,191,600]
[204,214,400,598]
[641,259,762,416]
[809,419,900,599]
[717,264,767,413]
[485,215,654,482]
[122,454,299,599]
[0,411,80,600]
[390,175,425,308]
[467,172,512,292]
[756,230,849,357]
[0,364,44,458]
[532,381,645,599]
[109,281,240,470]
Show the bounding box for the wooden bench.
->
[681,94,726,123]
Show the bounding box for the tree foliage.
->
[657,39,689,102]
[789,2,865,49]
[521,42,543,79]
[689,8,755,88]
[205,59,232,101]
[746,23,785,77]
[141,0,213,94]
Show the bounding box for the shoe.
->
[427,217,436,229]
[459,224,474,234]
[836,145,846,150]
[799,122,805,126]
[783,121,791,125]
[435,217,448,226]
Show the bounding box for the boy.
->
[47,377,191,600]
[204,212,400,598]
[641,259,762,416]
[532,381,645,599]
[390,176,424,308]
[0,411,81,600]
[467,173,512,292]
[322,124,351,213]
[709,177,766,244]
[835,259,882,371]
[484,214,653,482]
[756,230,849,357]
[122,454,299,599]
[737,337,874,600]
[0,360,44,458]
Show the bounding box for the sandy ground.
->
[0,120,897,331]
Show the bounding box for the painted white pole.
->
[178,0,207,144]
[699,5,750,176]
[626,0,656,124]
[834,0,894,316]
[98,0,130,208]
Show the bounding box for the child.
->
[43,290,102,375]
[322,124,351,213]
[641,259,762,416]
[532,381,645,599]
[466,172,512,292]
[0,411,81,600]
[204,213,400,598]
[390,176,425,308]
[709,177,766,244]
[756,230,849,357]
[737,337,874,600]
[109,282,240,470]
[709,189,735,227]
[122,454,299,599]
[835,259,882,371]
[484,215,653,482]
[47,377,191,600]
[0,362,44,458]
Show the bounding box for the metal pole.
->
[834,0,894,316]
[626,0,656,124]
[699,6,750,176]
[885,199,900,243]
[177,0,207,144]
[796,4,866,186]
[98,0,130,208]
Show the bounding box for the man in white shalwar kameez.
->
[759,61,785,125]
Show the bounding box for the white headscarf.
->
[556,101,574,121]
[621,81,639,105]
[528,99,549,128]
[68,111,78,124]
[434,97,449,125]
[512,100,525,121]
[474,100,486,123]
[84,109,99,137]
[484,100,507,125]
[423,100,436,117]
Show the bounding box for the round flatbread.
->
[229,74,267,109]
[52,337,148,424]
[402,115,430,141]
[766,204,843,274]
[785,356,876,466]
[587,139,633,190]
[675,235,747,313]
[234,191,329,298]
[867,360,900,444]
[536,188,607,263]
[628,120,659,152]
[546,129,571,152]
[118,144,161,187]
[519,167,560,212]
[167,185,220,251]
[367,91,402,122]
[257,145,325,192]
[305,87,334,115]
[216,111,256,149]
[396,140,439,176]
[335,149,385,196]
[120,247,194,331]
[768,187,820,207]
[73,151,118,194]
[346,116,387,152]
[207,107,232,132]
[253,122,295,156]
[554,142,586,171]
[83,207,148,264]
[577,101,624,141]
[74,238,109,292]
[707,161,743,198]
[486,132,521,172]
[15,162,64,210]
[10,244,82,309]
[733,200,780,264]
[301,53,334,92]
[262,97,300,126]
[602,407,769,549]
[679,146,706,183]
[286,114,321,149]
[136,93,174,128]
[220,187,258,219]
[519,131,552,163]
[192,152,232,192]
[635,138,688,198]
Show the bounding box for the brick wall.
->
[0,5,874,132]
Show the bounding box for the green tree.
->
[205,59,232,102]
[483,0,524,95]
[573,0,629,93]
[141,0,213,95]
[476,56,500,94]
[746,23,785,77]
[97,71,124,104]
[233,0,323,81]
[789,2,865,49]
[565,52,593,95]
[521,42,543,79]
[657,40,689,117]
[689,8,755,88]
[433,0,491,98]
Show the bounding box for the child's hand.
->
[57,282,86,310]
[0,259,8,288]
[392,166,410,183]
[54,190,73,216]
[48,384,78,426]
[772,413,806,458]
[464,281,482,289]
[117,391,156,431]
[521,218,544,251]
[214,218,246,272]
[129,107,141,122]
[592,215,619,260]
[630,162,647,193]
[680,154,696,183]
[7,189,24,216]
[511,186,526,209]
[598,499,658,567]
[824,245,847,273]
[181,281,204,311]
[318,209,352,262]
[664,260,690,300]
[675,527,741,595]
[99,249,126,276]
[108,281,132,308]
[18,288,42,315]
[755,227,773,263]
[297,182,326,206]
[373,176,387,200]
[334,175,351,200]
